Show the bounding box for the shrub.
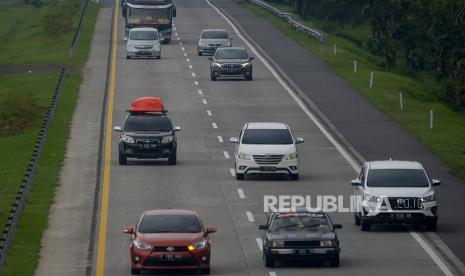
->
[0,93,43,135]
[42,0,81,40]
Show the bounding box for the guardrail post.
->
[400,93,404,110]
[430,110,434,131]
[369,72,374,88]
[354,60,357,73]
[333,44,337,56]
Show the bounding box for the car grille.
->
[208,43,222,47]
[135,45,152,49]
[388,197,421,210]
[143,257,198,266]
[152,246,188,252]
[284,241,320,248]
[253,154,284,165]
[223,63,241,69]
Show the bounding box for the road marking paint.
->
[212,122,218,129]
[194,81,199,86]
[269,272,277,276]
[207,110,212,116]
[186,58,190,62]
[95,1,119,275]
[181,47,185,51]
[177,37,180,41]
[223,151,230,159]
[202,99,207,105]
[206,0,458,275]
[179,42,183,45]
[218,136,224,143]
[198,89,203,95]
[175,32,178,36]
[183,52,187,57]
[410,232,454,276]
[256,238,263,251]
[237,188,245,198]
[189,65,193,69]
[246,211,255,222]
[192,72,196,77]
[230,168,236,176]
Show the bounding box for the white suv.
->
[352,160,440,231]
[229,122,304,180]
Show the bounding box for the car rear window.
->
[367,169,429,187]
[138,215,202,233]
[201,30,228,39]
[124,115,172,132]
[215,49,248,59]
[242,129,293,145]
[271,213,330,232]
[130,30,158,40]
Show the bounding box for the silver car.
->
[126,28,161,59]
[197,29,232,56]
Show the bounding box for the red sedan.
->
[124,210,217,274]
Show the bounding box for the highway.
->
[90,0,451,275]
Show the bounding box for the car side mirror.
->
[249,57,255,61]
[295,137,304,144]
[208,57,213,61]
[432,179,441,186]
[174,126,181,132]
[229,137,239,144]
[258,224,268,230]
[351,179,363,186]
[113,126,122,132]
[206,226,217,234]
[123,227,135,234]
[333,224,343,229]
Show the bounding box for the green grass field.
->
[0,3,99,275]
[243,1,465,179]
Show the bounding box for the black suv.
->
[259,210,342,267]
[209,47,254,81]
[113,113,180,165]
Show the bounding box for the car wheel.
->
[198,51,202,56]
[330,255,340,267]
[290,173,299,180]
[265,255,275,268]
[119,152,127,165]
[126,56,131,59]
[426,220,437,231]
[354,212,361,226]
[211,74,217,81]
[157,55,161,59]
[200,268,210,274]
[168,152,177,165]
[236,173,244,180]
[245,75,252,81]
[360,218,371,232]
[131,268,141,275]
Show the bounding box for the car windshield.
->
[367,169,429,187]
[215,49,248,59]
[202,30,228,39]
[242,129,293,145]
[124,115,172,132]
[130,30,158,40]
[271,213,331,232]
[138,215,202,233]
[127,7,171,25]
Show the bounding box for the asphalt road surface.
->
[91,0,457,275]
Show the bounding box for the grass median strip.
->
[242,1,465,179]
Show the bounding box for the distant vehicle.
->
[259,209,342,267]
[209,47,254,81]
[122,0,176,43]
[197,29,232,56]
[113,97,180,165]
[230,122,304,180]
[351,160,440,231]
[126,28,161,59]
[123,209,217,274]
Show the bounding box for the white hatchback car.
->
[230,122,304,180]
[126,28,161,59]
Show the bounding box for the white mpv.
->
[230,122,304,180]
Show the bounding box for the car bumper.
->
[211,67,252,77]
[235,158,298,175]
[127,49,161,58]
[198,46,219,54]
[266,247,339,259]
[131,247,210,271]
[120,142,174,158]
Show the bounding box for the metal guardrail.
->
[70,0,91,56]
[0,68,66,274]
[249,0,327,43]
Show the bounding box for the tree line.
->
[267,0,465,108]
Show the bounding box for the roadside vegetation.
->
[242,1,465,179]
[0,2,99,275]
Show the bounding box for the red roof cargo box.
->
[130,97,165,113]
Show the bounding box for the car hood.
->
[137,232,205,246]
[214,58,249,63]
[268,230,336,241]
[200,38,230,45]
[128,40,158,48]
[239,144,295,155]
[364,187,434,197]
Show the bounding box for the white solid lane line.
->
[230,168,236,176]
[237,188,245,199]
[256,238,263,251]
[202,99,207,105]
[205,1,456,275]
[212,122,218,129]
[246,211,255,222]
[223,151,230,159]
[207,110,212,116]
[198,89,203,95]
[218,136,224,143]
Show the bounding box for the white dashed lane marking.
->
[212,122,217,129]
[198,89,203,95]
[256,238,263,251]
[189,65,193,69]
[237,188,245,198]
[194,81,199,86]
[192,72,196,77]
[202,99,207,104]
[246,211,255,222]
[218,136,224,143]
[230,168,236,176]
[207,110,212,116]
[223,150,229,159]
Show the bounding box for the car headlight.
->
[237,152,251,160]
[134,240,153,250]
[363,193,381,203]
[188,239,208,251]
[161,135,173,143]
[271,241,284,248]
[212,62,223,68]
[241,62,251,68]
[122,134,135,144]
[320,240,335,247]
[285,152,298,160]
[127,43,134,49]
[421,193,436,202]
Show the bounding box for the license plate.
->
[160,254,182,260]
[392,213,411,219]
[296,249,313,255]
[141,144,157,149]
[260,167,277,171]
